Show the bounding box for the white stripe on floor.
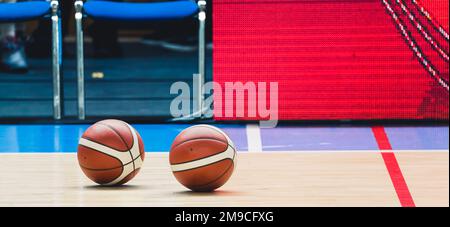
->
[246,124,263,152]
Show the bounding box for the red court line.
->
[372,126,416,207]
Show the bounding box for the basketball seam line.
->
[196,149,236,188]
[78,140,126,181]
[103,122,134,149]
[173,125,234,149]
[116,123,142,177]
[170,144,234,166]
[188,151,236,189]
[79,155,142,172]
[193,163,234,189]
[107,123,136,173]
[79,137,134,160]
[81,136,129,153]
[97,122,136,174]
[172,137,230,151]
[97,122,136,168]
[79,151,142,171]
[116,169,139,185]
[81,124,140,174]
[97,122,135,150]
[200,125,235,147]
[171,145,236,172]
[172,157,233,173]
[78,142,124,171]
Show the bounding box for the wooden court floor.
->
[0,152,448,207]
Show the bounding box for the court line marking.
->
[372,126,416,207]
[246,124,263,152]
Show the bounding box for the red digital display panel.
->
[213,0,449,120]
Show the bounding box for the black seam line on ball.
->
[190,160,235,190]
[98,122,137,173]
[98,122,134,150]
[82,128,136,172]
[177,125,235,150]
[97,122,134,150]
[172,157,234,173]
[198,125,236,149]
[172,137,229,150]
[170,144,234,165]
[78,143,122,166]
[79,138,135,167]
[79,154,142,171]
[198,150,235,189]
[79,152,142,171]
[81,136,129,153]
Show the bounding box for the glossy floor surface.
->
[0,124,448,207]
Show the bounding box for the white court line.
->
[246,124,263,152]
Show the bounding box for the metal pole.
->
[51,1,61,120]
[75,1,85,120]
[197,0,207,118]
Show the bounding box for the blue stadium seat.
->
[83,1,199,21]
[0,1,51,22]
[75,0,207,120]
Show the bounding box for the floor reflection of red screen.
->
[213,0,449,120]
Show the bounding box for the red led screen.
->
[213,0,449,120]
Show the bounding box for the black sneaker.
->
[0,36,29,74]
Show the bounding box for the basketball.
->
[169,125,236,192]
[77,119,145,186]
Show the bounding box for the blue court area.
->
[260,126,380,151]
[0,124,246,153]
[0,124,447,153]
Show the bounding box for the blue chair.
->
[74,0,206,120]
[0,0,62,120]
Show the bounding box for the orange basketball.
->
[77,119,145,186]
[169,125,236,192]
